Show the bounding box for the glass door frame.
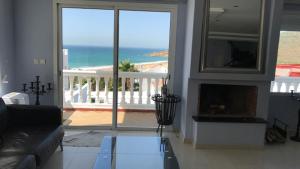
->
[53,1,178,130]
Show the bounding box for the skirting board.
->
[193,144,264,149]
[179,131,193,144]
[193,121,266,149]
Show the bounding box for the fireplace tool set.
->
[22,76,53,105]
[152,75,181,137]
[290,90,300,142]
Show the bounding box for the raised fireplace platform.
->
[191,81,268,148]
[192,116,267,123]
[192,118,266,149]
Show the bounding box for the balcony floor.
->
[63,109,157,128]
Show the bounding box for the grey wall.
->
[0,0,15,96]
[281,3,300,31]
[171,2,187,130]
[14,0,54,105]
[11,0,188,132]
[267,1,300,132]
[180,0,195,138]
[268,94,300,132]
[2,0,295,137]
[179,0,284,141]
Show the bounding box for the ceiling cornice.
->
[285,0,300,5]
[101,0,187,4]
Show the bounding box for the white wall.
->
[0,0,15,96]
[14,0,55,105]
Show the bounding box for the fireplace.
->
[198,84,258,118]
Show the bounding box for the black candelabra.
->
[22,76,53,105]
[290,90,300,142]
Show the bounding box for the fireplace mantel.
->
[179,0,283,148]
[189,79,270,148]
[192,116,267,124]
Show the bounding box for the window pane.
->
[118,10,171,128]
[62,8,114,127]
[63,8,114,69]
[276,31,300,77]
[119,10,170,73]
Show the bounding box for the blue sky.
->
[63,8,171,49]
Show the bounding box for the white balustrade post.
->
[105,77,109,104]
[78,77,83,103]
[69,76,74,102]
[138,78,143,104]
[274,81,279,92]
[279,82,286,93]
[87,78,92,103]
[271,77,300,93]
[147,78,151,104]
[121,77,126,104]
[62,70,168,108]
[296,83,300,92]
[63,86,66,104]
[130,78,134,104]
[288,82,294,92]
[155,78,159,94]
[95,77,100,103]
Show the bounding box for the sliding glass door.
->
[117,10,171,128]
[58,3,175,129]
[61,8,115,127]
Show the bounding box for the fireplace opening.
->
[199,84,258,117]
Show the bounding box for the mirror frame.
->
[200,0,266,73]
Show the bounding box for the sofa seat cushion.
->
[0,126,58,155]
[33,125,64,166]
[0,98,8,135]
[0,154,36,169]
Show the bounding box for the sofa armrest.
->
[6,105,62,126]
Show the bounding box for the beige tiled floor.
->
[63,110,157,128]
[43,130,300,169]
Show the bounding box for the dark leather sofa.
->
[0,98,64,169]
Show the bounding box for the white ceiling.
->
[209,0,262,34]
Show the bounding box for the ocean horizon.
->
[64,45,168,68]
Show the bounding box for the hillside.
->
[146,50,169,57]
[277,31,300,64]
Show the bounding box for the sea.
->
[64,45,168,69]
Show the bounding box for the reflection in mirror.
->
[202,0,264,71]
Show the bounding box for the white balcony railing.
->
[63,69,167,109]
[271,77,300,93]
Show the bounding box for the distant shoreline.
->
[64,46,168,69]
[146,50,169,57]
[72,61,168,73]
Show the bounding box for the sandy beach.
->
[74,61,168,73]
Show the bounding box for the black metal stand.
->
[291,109,300,142]
[22,76,52,105]
[152,94,181,138]
[290,90,300,142]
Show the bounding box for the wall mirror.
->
[200,0,266,73]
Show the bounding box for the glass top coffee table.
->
[93,136,180,169]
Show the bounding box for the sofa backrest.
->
[0,98,8,134]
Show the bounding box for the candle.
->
[291,90,295,97]
[48,83,51,90]
[23,83,27,92]
[42,85,45,93]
